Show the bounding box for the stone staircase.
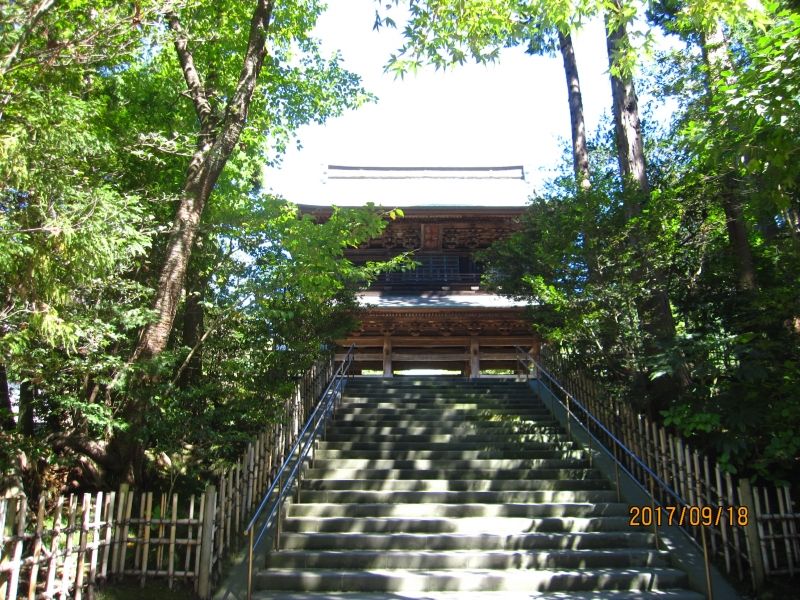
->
[255,377,703,599]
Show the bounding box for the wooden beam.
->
[394,353,469,362]
[478,353,519,361]
[383,334,393,377]
[470,337,480,379]
[338,352,526,362]
[338,336,536,347]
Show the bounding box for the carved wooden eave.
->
[299,205,525,259]
[300,202,535,376]
[337,302,539,375]
[347,307,534,339]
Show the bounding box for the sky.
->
[263,0,672,207]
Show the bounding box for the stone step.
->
[347,382,528,391]
[307,457,591,470]
[295,490,618,504]
[325,424,566,436]
[252,590,704,600]
[336,403,551,418]
[312,449,585,460]
[302,466,596,480]
[286,502,628,519]
[300,478,610,492]
[278,531,657,551]
[340,399,539,406]
[281,516,636,534]
[256,567,689,593]
[340,399,541,408]
[332,414,560,425]
[266,548,671,570]
[316,440,577,452]
[321,433,572,444]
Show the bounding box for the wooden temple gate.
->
[299,204,540,377]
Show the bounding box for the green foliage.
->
[479,2,800,483]
[375,0,593,74]
[0,0,391,493]
[378,0,800,483]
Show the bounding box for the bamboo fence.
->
[3,349,796,598]
[0,355,334,600]
[538,345,800,589]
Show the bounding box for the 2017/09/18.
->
[628,505,749,527]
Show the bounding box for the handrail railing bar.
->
[251,368,349,549]
[244,347,353,536]
[515,347,687,508]
[240,346,355,600]
[518,349,715,567]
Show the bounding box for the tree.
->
[1,0,387,491]
[376,0,593,192]
[647,0,760,292]
[133,0,369,362]
[640,0,800,478]
[106,0,372,482]
[378,0,800,480]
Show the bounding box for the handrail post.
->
[648,474,659,549]
[566,394,571,437]
[701,522,714,599]
[587,427,593,468]
[247,527,254,600]
[613,443,621,502]
[274,504,282,551]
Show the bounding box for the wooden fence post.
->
[738,479,766,589]
[8,496,27,600]
[197,485,217,600]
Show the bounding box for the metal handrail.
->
[515,346,715,599]
[242,344,355,600]
[515,347,684,504]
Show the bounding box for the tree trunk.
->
[557,29,598,277]
[605,1,679,414]
[111,0,276,484]
[0,365,14,431]
[558,30,591,192]
[722,192,757,290]
[18,381,35,437]
[132,0,276,362]
[605,9,649,208]
[179,262,208,389]
[701,25,758,292]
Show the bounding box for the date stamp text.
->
[628,505,749,527]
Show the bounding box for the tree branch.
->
[0,0,57,78]
[167,13,214,127]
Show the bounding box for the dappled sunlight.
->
[263,378,699,597]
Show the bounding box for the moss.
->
[96,582,195,600]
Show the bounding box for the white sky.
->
[263,0,672,207]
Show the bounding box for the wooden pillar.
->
[469,336,480,380]
[382,334,393,378]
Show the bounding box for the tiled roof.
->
[357,292,529,309]
[287,165,533,207]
